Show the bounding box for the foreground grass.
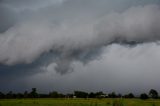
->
[0,98,160,106]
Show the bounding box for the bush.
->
[149,89,159,99]
[124,93,134,98]
[140,93,148,100]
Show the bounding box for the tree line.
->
[0,88,159,100]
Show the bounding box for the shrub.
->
[140,93,148,100]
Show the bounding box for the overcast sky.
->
[1,0,160,94]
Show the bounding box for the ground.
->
[0,98,160,106]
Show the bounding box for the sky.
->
[0,0,160,94]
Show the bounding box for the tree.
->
[24,91,28,98]
[66,93,73,98]
[149,89,158,99]
[49,91,65,98]
[88,92,96,98]
[108,92,117,98]
[6,91,13,99]
[16,93,23,98]
[95,91,105,98]
[140,93,148,100]
[124,93,135,98]
[30,88,38,98]
[49,91,59,98]
[117,94,122,98]
[74,91,88,98]
[0,92,5,99]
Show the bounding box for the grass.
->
[0,98,160,106]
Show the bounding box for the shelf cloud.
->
[0,0,160,93]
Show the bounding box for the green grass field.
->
[0,98,160,106]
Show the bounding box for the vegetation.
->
[140,93,149,100]
[0,98,160,106]
[0,88,159,100]
[0,88,160,106]
[149,89,159,99]
[124,93,134,98]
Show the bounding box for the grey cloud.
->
[0,5,17,33]
[96,5,160,44]
[1,0,64,11]
[1,0,160,93]
[10,43,160,94]
[0,0,160,75]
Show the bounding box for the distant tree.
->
[95,91,106,98]
[149,89,158,99]
[108,92,117,98]
[117,94,122,98]
[24,91,28,98]
[108,92,116,98]
[58,93,65,98]
[49,91,59,98]
[16,93,23,98]
[30,88,38,98]
[39,94,49,98]
[0,92,5,99]
[124,93,135,98]
[140,93,148,100]
[6,91,13,99]
[88,92,96,98]
[74,91,88,98]
[49,91,65,98]
[66,93,73,98]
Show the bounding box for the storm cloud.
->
[0,0,160,93]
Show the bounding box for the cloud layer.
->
[0,1,160,74]
[1,0,160,93]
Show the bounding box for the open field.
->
[0,98,160,106]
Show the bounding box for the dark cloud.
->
[0,5,17,33]
[0,0,160,93]
[0,0,63,9]
[1,4,160,74]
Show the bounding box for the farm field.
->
[0,98,160,106]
